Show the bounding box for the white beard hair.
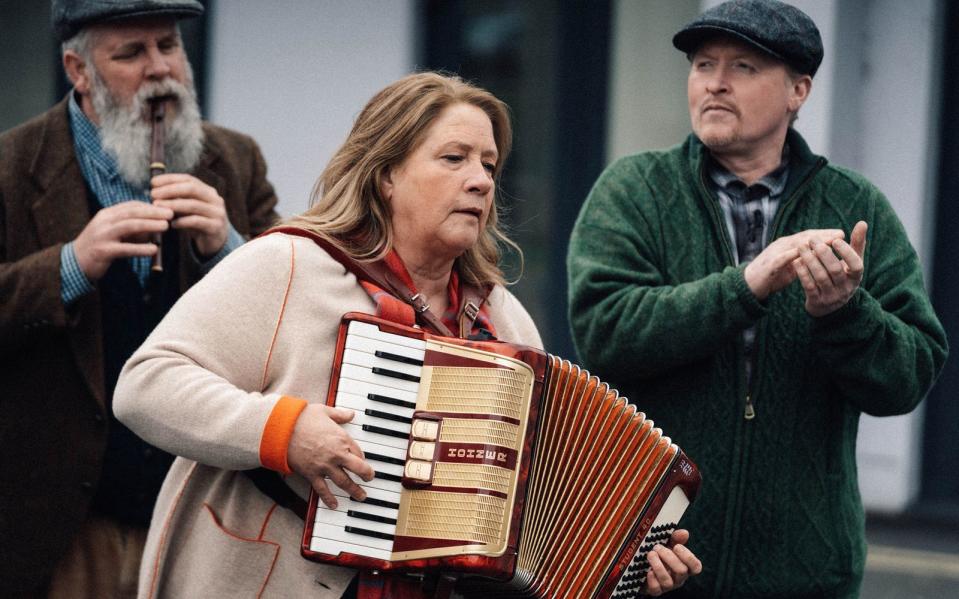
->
[90,62,205,189]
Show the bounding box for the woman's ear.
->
[379,167,394,201]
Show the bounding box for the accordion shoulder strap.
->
[266,227,489,338]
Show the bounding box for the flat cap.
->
[673,0,823,77]
[53,0,204,41]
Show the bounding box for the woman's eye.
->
[483,162,496,173]
[443,155,464,163]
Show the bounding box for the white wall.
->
[827,0,943,514]
[207,0,415,218]
[606,0,700,160]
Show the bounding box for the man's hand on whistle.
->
[73,201,174,281]
[150,173,230,258]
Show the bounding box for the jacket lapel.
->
[29,98,106,409]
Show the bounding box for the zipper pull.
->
[744,394,755,420]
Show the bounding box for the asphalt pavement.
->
[861,514,959,598]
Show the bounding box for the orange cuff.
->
[259,396,308,475]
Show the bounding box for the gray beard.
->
[89,64,205,189]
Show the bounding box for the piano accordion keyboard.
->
[302,315,701,599]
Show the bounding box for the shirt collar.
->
[68,91,123,182]
[706,146,790,200]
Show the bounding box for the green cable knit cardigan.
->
[567,130,947,598]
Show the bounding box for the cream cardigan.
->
[113,233,542,598]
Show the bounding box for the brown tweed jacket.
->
[0,96,280,593]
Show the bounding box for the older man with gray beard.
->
[0,1,280,596]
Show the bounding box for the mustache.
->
[701,101,738,115]
[135,80,190,119]
[90,69,204,188]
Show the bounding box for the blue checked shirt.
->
[705,151,789,391]
[61,93,243,304]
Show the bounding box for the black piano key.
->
[374,350,424,367]
[359,496,400,510]
[375,470,403,483]
[362,424,409,440]
[367,393,417,410]
[345,526,395,541]
[365,409,413,425]
[348,510,398,525]
[365,452,406,466]
[371,366,421,383]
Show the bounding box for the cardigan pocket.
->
[159,502,280,598]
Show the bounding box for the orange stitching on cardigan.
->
[148,462,198,599]
[259,396,308,474]
[261,237,296,390]
[258,502,279,541]
[201,503,281,599]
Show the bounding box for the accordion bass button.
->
[411,419,439,441]
[409,441,436,461]
[405,459,433,482]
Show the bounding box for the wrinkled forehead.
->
[88,17,179,50]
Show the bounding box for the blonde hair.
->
[284,71,518,288]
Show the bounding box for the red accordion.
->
[301,313,700,597]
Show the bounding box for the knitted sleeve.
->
[809,180,948,416]
[567,153,765,384]
[113,235,309,470]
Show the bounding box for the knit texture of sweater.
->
[567,130,947,598]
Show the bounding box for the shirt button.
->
[93,412,105,423]
[80,481,93,491]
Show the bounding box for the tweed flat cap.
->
[53,0,204,41]
[673,0,823,77]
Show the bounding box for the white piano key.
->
[347,321,427,352]
[312,521,395,552]
[345,468,403,494]
[321,468,402,497]
[319,495,400,520]
[354,438,407,463]
[314,507,397,535]
[309,537,392,562]
[345,334,425,363]
[329,481,401,505]
[360,454,405,476]
[343,422,409,450]
[334,376,419,405]
[348,409,412,436]
[336,391,415,421]
[339,363,420,395]
[342,348,423,379]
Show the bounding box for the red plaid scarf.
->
[358,250,496,339]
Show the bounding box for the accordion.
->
[301,313,701,597]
